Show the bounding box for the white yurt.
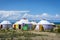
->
[13,18,32,30]
[0,21,12,29]
[31,21,37,30]
[35,19,53,31]
[13,20,24,29]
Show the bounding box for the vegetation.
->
[53,24,60,33]
[0,29,48,40]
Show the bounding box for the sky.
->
[0,0,60,21]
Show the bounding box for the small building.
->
[0,21,12,29]
[35,19,53,31]
[13,18,32,30]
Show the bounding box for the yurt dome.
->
[14,21,22,24]
[20,18,30,24]
[38,20,51,25]
[51,23,55,25]
[0,21,11,24]
[15,18,31,24]
[31,21,37,25]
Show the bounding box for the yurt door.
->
[14,25,16,29]
[19,25,21,29]
[0,25,3,29]
[39,25,44,31]
[22,24,28,31]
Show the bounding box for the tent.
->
[0,21,12,29]
[31,21,37,30]
[13,18,32,30]
[35,20,53,31]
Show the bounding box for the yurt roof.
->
[20,19,29,23]
[51,23,55,25]
[14,21,21,24]
[15,18,31,24]
[38,20,51,24]
[31,21,37,25]
[0,21,11,24]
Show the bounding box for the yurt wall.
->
[22,24,28,31]
[32,25,36,30]
[13,24,23,30]
[22,24,33,31]
[0,25,3,29]
[43,24,53,31]
[0,24,12,29]
[28,24,32,30]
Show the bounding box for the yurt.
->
[0,21,12,29]
[51,23,56,27]
[31,21,37,30]
[13,18,32,30]
[13,21,22,29]
[35,19,53,31]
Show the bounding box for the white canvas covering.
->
[0,21,11,24]
[51,23,55,25]
[38,20,51,24]
[14,21,22,24]
[15,18,31,24]
[31,21,37,25]
[35,24,39,30]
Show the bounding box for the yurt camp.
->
[13,18,32,30]
[35,19,54,31]
[31,21,37,30]
[0,21,12,29]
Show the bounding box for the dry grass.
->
[0,29,60,40]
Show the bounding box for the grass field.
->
[0,29,60,40]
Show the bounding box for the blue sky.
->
[0,0,60,21]
[0,0,60,14]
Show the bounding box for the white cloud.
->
[54,14,60,20]
[55,14,59,18]
[22,13,28,18]
[41,13,49,17]
[0,11,60,20]
[0,10,30,20]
